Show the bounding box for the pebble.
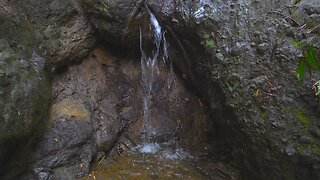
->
[216,53,224,61]
[284,145,295,156]
[272,121,282,128]
[252,75,266,85]
[256,43,269,55]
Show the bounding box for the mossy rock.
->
[0,6,51,174]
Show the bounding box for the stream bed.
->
[82,154,207,179]
[81,145,239,180]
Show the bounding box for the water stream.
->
[138,6,173,153]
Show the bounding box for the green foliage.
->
[259,110,268,122]
[203,33,215,48]
[292,40,320,83]
[295,110,311,127]
[205,39,215,48]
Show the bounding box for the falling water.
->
[139,7,173,152]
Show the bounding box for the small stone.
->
[282,97,294,105]
[172,18,179,23]
[256,43,269,55]
[252,75,266,85]
[20,59,30,69]
[231,42,242,55]
[37,171,50,180]
[284,145,295,156]
[272,121,282,128]
[216,53,224,61]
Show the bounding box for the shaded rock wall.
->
[9,0,96,68]
[1,0,320,179]
[81,0,320,179]
[0,2,51,176]
[15,46,214,179]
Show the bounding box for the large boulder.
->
[19,49,108,179]
[82,0,320,179]
[9,0,96,69]
[24,98,95,179]
[184,1,320,179]
[83,0,140,47]
[0,1,51,176]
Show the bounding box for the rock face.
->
[25,98,94,179]
[0,2,51,176]
[91,45,213,152]
[18,49,108,179]
[14,46,213,179]
[9,0,96,68]
[2,0,320,179]
[82,0,320,179]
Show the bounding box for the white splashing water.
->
[133,143,160,154]
[161,148,191,160]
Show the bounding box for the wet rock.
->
[2,0,320,179]
[0,4,51,177]
[83,0,139,48]
[272,121,283,128]
[302,3,320,15]
[251,75,266,86]
[216,52,224,61]
[90,47,213,151]
[13,50,112,179]
[29,98,94,179]
[284,145,296,156]
[9,0,96,68]
[88,0,320,179]
[51,99,91,123]
[256,43,269,55]
[20,46,214,179]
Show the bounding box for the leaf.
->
[291,40,303,48]
[296,60,305,83]
[306,46,320,69]
[205,39,215,48]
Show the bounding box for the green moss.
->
[0,15,39,59]
[205,39,215,48]
[202,33,215,49]
[297,143,320,154]
[259,111,268,122]
[282,107,312,128]
[295,111,311,127]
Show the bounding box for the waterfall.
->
[139,6,173,151]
